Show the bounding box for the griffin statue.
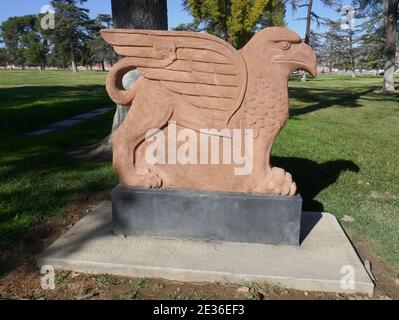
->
[102,27,317,196]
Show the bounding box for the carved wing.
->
[101,29,248,125]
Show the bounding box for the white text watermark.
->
[145,122,254,176]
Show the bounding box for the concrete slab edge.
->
[37,256,374,296]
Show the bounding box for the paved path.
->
[26,107,112,136]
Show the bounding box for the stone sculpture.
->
[102,27,317,196]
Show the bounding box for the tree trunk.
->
[110,0,168,134]
[101,60,105,72]
[302,0,313,82]
[383,0,398,93]
[349,30,356,78]
[70,39,78,73]
[224,0,233,45]
[86,0,168,159]
[111,0,167,29]
[304,0,313,45]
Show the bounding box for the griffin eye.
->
[279,41,291,50]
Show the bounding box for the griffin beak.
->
[273,42,317,77]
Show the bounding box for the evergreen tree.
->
[183,0,287,49]
[88,14,117,71]
[0,15,48,70]
[324,7,362,77]
[24,42,48,70]
[289,0,337,80]
[354,0,398,93]
[0,48,8,69]
[48,0,92,72]
[317,28,343,72]
[357,8,386,71]
[173,21,202,32]
[259,0,286,28]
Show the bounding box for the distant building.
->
[317,66,330,74]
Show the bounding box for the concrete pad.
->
[37,201,374,295]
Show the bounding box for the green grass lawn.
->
[0,70,398,269]
[0,70,118,252]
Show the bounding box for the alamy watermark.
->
[145,122,254,176]
[40,5,55,30]
[40,265,55,290]
[340,265,355,290]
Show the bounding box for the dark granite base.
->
[111,185,303,246]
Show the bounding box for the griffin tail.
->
[106,58,142,106]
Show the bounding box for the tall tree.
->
[324,3,363,78]
[22,17,49,71]
[357,7,386,71]
[24,41,48,71]
[88,14,117,71]
[289,0,336,80]
[259,0,286,28]
[174,0,286,35]
[0,48,8,69]
[48,0,92,72]
[355,0,398,93]
[0,15,34,68]
[0,17,23,67]
[183,0,286,49]
[384,0,398,92]
[0,15,48,70]
[47,42,70,69]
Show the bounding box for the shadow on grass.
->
[0,85,112,134]
[0,85,108,108]
[289,87,376,116]
[0,142,116,244]
[272,157,360,212]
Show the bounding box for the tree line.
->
[176,0,397,92]
[0,0,397,92]
[0,0,117,72]
[311,1,397,83]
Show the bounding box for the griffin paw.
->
[257,167,297,196]
[137,168,162,189]
[120,168,162,189]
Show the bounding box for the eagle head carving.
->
[242,27,317,79]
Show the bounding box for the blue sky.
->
[0,0,348,38]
